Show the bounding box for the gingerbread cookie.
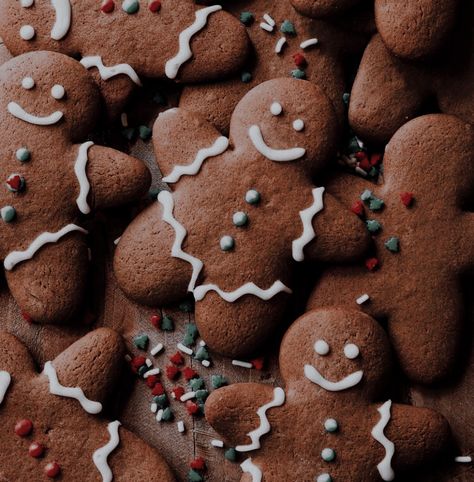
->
[0,327,176,481]
[206,308,451,481]
[0,0,249,117]
[179,0,371,133]
[114,78,370,358]
[0,51,151,324]
[309,114,474,384]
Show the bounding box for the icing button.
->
[245,189,261,205]
[233,211,248,227]
[16,147,31,162]
[220,235,235,252]
[122,0,139,13]
[19,25,35,40]
[1,206,16,223]
[316,474,332,482]
[6,174,25,193]
[321,448,336,462]
[324,418,339,433]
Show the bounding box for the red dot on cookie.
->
[44,462,60,478]
[251,357,265,370]
[400,192,414,207]
[292,52,307,68]
[21,312,34,323]
[365,257,379,271]
[149,0,161,12]
[351,200,365,217]
[15,419,33,437]
[28,441,44,458]
[100,0,114,13]
[150,313,162,328]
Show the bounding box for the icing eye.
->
[21,77,35,90]
[344,343,360,360]
[293,119,304,131]
[270,102,282,116]
[20,25,35,41]
[314,339,330,356]
[20,0,34,6]
[51,84,65,100]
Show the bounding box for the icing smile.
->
[8,101,63,126]
[304,364,363,392]
[249,125,305,162]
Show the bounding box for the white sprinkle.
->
[275,37,287,54]
[20,25,35,40]
[177,343,193,355]
[270,102,282,116]
[21,77,35,90]
[355,166,368,177]
[263,13,275,26]
[211,439,224,448]
[124,354,132,362]
[201,360,211,367]
[180,391,196,402]
[120,112,128,127]
[356,137,365,148]
[145,358,153,367]
[177,421,185,433]
[113,237,121,246]
[151,402,158,413]
[199,340,207,347]
[144,368,160,378]
[293,119,304,131]
[156,409,164,422]
[300,38,319,49]
[356,294,370,305]
[151,343,164,356]
[455,456,472,463]
[260,22,273,32]
[232,360,253,369]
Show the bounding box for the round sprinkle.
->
[21,77,35,90]
[324,418,339,433]
[16,147,30,162]
[317,473,332,482]
[122,0,139,14]
[44,462,61,478]
[6,174,25,193]
[20,25,35,40]
[15,419,33,437]
[220,235,235,252]
[51,84,65,100]
[232,211,248,227]
[293,119,304,131]
[149,0,161,12]
[344,343,360,359]
[321,448,336,462]
[20,0,34,6]
[270,102,282,116]
[245,189,260,205]
[29,441,44,458]
[1,206,16,223]
[314,339,330,356]
[100,0,115,13]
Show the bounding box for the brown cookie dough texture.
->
[114,78,370,358]
[309,114,474,384]
[0,328,175,481]
[0,0,249,117]
[205,308,450,481]
[0,51,151,324]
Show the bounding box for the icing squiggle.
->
[4,224,88,270]
[193,281,292,303]
[304,364,363,392]
[50,0,71,40]
[241,458,263,482]
[158,190,203,291]
[249,125,305,161]
[292,187,325,262]
[371,400,395,481]
[165,5,222,79]
[93,421,121,482]
[80,56,142,86]
[162,136,229,183]
[43,361,102,414]
[236,387,285,452]
[7,102,63,126]
[0,371,11,405]
[74,141,94,214]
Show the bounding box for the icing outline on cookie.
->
[80,56,142,86]
[0,371,11,405]
[371,400,395,481]
[241,458,263,482]
[50,0,72,41]
[74,141,94,214]
[248,125,305,161]
[7,101,64,126]
[304,364,363,391]
[93,420,121,482]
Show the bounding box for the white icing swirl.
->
[248,125,305,161]
[371,400,395,481]
[241,458,262,482]
[50,0,71,40]
[304,364,363,392]
[80,56,142,86]
[8,101,63,126]
[74,141,94,214]
[93,421,121,482]
[0,371,11,405]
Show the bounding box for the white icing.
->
[0,371,11,405]
[260,22,273,32]
[275,37,287,54]
[162,136,229,183]
[304,364,363,392]
[80,56,142,86]
[193,280,292,303]
[165,5,222,79]
[93,420,121,482]
[8,101,63,126]
[158,190,203,292]
[371,400,395,481]
[236,387,285,452]
[74,141,94,214]
[20,25,35,40]
[300,38,318,49]
[293,119,304,131]
[263,13,275,26]
[270,102,282,116]
[21,0,34,7]
[4,224,88,270]
[241,458,262,482]
[249,125,305,162]
[344,343,360,360]
[314,339,330,356]
[292,187,325,262]
[51,84,65,99]
[21,77,35,89]
[50,0,71,40]
[43,361,102,414]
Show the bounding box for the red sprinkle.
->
[358,157,371,171]
[370,153,382,166]
[15,419,33,437]
[351,200,365,217]
[166,365,180,381]
[185,400,200,415]
[169,352,184,366]
[190,457,206,471]
[172,387,185,400]
[29,442,44,458]
[6,174,24,191]
[151,382,165,396]
[183,367,198,380]
[146,375,159,388]
[354,151,367,161]
[400,192,414,207]
[21,312,34,323]
[130,356,146,372]
[251,357,265,371]
[44,462,60,478]
[149,0,161,12]
[365,257,379,271]
[292,52,307,68]
[150,313,162,328]
[100,0,114,13]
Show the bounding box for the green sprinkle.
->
[369,197,384,211]
[153,92,167,106]
[148,187,161,200]
[245,189,260,205]
[133,333,149,350]
[366,219,381,233]
[185,323,199,338]
[280,19,296,35]
[225,448,238,462]
[161,407,173,422]
[240,11,254,25]
[195,346,210,361]
[179,300,194,313]
[161,315,174,331]
[182,333,194,347]
[154,394,169,408]
[187,469,204,482]
[348,137,363,154]
[138,125,152,140]
[121,127,136,141]
[1,206,16,223]
[189,377,205,391]
[16,147,30,162]
[369,167,379,177]
[324,418,339,433]
[197,401,205,415]
[122,0,139,14]
[241,71,252,83]
[291,69,306,79]
[211,374,228,389]
[385,237,399,253]
[138,365,149,377]
[360,189,373,202]
[342,93,350,105]
[195,389,209,401]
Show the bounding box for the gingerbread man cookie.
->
[309,114,474,384]
[0,51,151,324]
[0,327,176,481]
[0,0,249,117]
[114,78,370,358]
[205,308,451,482]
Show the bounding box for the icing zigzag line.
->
[371,400,395,481]
[93,421,121,482]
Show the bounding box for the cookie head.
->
[1,51,100,140]
[280,308,393,399]
[230,78,338,174]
